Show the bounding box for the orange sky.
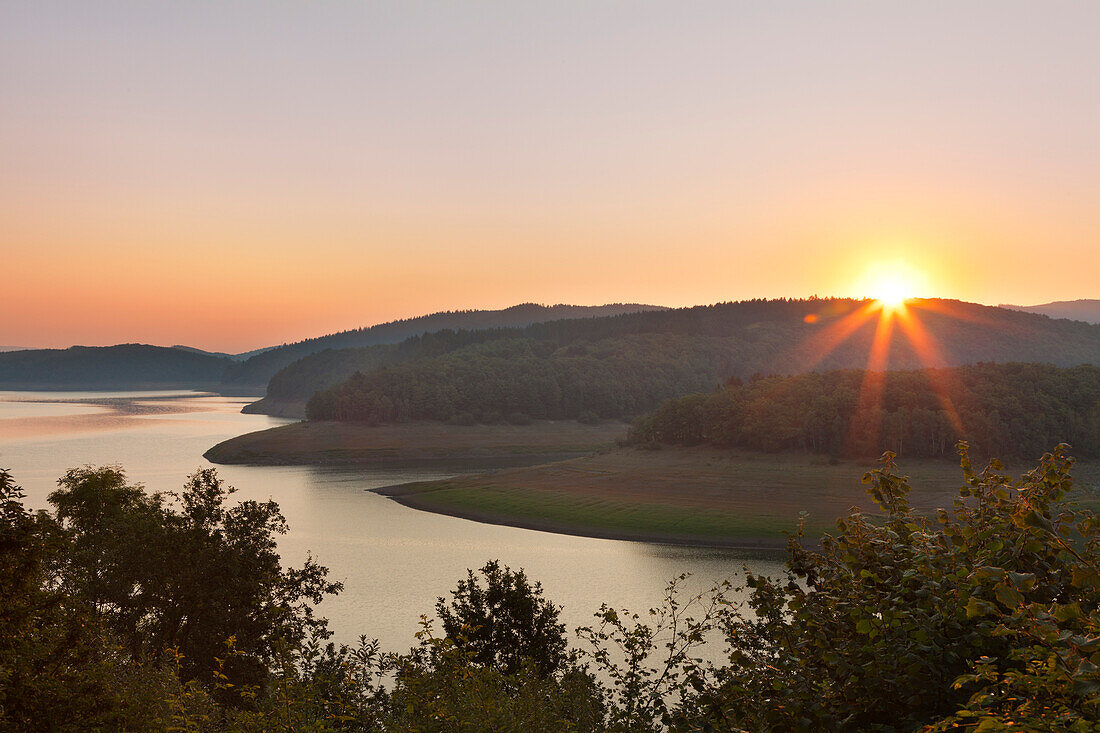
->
[2,3,1097,353]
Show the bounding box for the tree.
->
[435,560,568,678]
[47,466,342,690]
[1,469,190,732]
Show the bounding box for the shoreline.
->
[203,419,628,466]
[362,448,1005,551]
[204,420,1100,550]
[374,482,794,551]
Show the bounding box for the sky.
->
[2,2,1097,353]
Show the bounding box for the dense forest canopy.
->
[296,299,1100,425]
[631,362,1100,460]
[0,344,233,388]
[305,334,751,423]
[222,302,666,387]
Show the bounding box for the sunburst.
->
[786,263,969,455]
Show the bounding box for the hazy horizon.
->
[4,2,1098,352]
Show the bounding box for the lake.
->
[0,390,782,652]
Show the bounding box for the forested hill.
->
[1001,299,1100,324]
[0,345,233,388]
[222,302,666,387]
[296,298,1100,423]
[630,362,1100,460]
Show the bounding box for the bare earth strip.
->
[203,420,629,467]
[376,447,1100,549]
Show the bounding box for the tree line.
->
[4,444,1099,730]
[630,362,1100,460]
[303,334,759,423]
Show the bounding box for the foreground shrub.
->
[436,560,567,678]
[6,444,1100,731]
[676,443,1100,732]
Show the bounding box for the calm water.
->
[0,390,782,652]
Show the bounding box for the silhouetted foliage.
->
[674,444,1100,731]
[48,466,341,690]
[435,560,568,678]
[5,442,1100,730]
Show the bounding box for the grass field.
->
[381,447,1100,548]
[203,419,628,466]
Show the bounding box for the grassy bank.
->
[378,447,1100,548]
[203,419,627,466]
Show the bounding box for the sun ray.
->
[794,301,879,372]
[843,304,897,454]
[895,310,967,434]
[908,298,1002,329]
[759,262,984,457]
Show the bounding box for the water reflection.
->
[0,390,783,652]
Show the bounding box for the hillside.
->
[0,344,232,389]
[171,345,236,360]
[1001,299,1100,324]
[221,302,666,387]
[631,362,1100,460]
[272,298,1100,421]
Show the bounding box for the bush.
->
[7,444,1100,731]
[675,443,1100,731]
[479,410,504,424]
[577,409,600,425]
[435,560,568,678]
[506,411,534,425]
[450,411,476,426]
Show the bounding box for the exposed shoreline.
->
[205,420,1100,549]
[375,480,793,550]
[367,447,1097,550]
[203,419,627,466]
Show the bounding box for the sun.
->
[859,263,923,311]
[871,275,913,308]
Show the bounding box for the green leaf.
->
[966,597,992,619]
[993,582,1023,608]
[1053,603,1085,622]
[1022,510,1053,531]
[1007,571,1036,592]
[1072,566,1100,590]
[971,566,1006,582]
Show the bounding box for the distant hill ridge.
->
[1000,299,1100,325]
[0,344,232,389]
[0,303,667,391]
[221,302,667,387]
